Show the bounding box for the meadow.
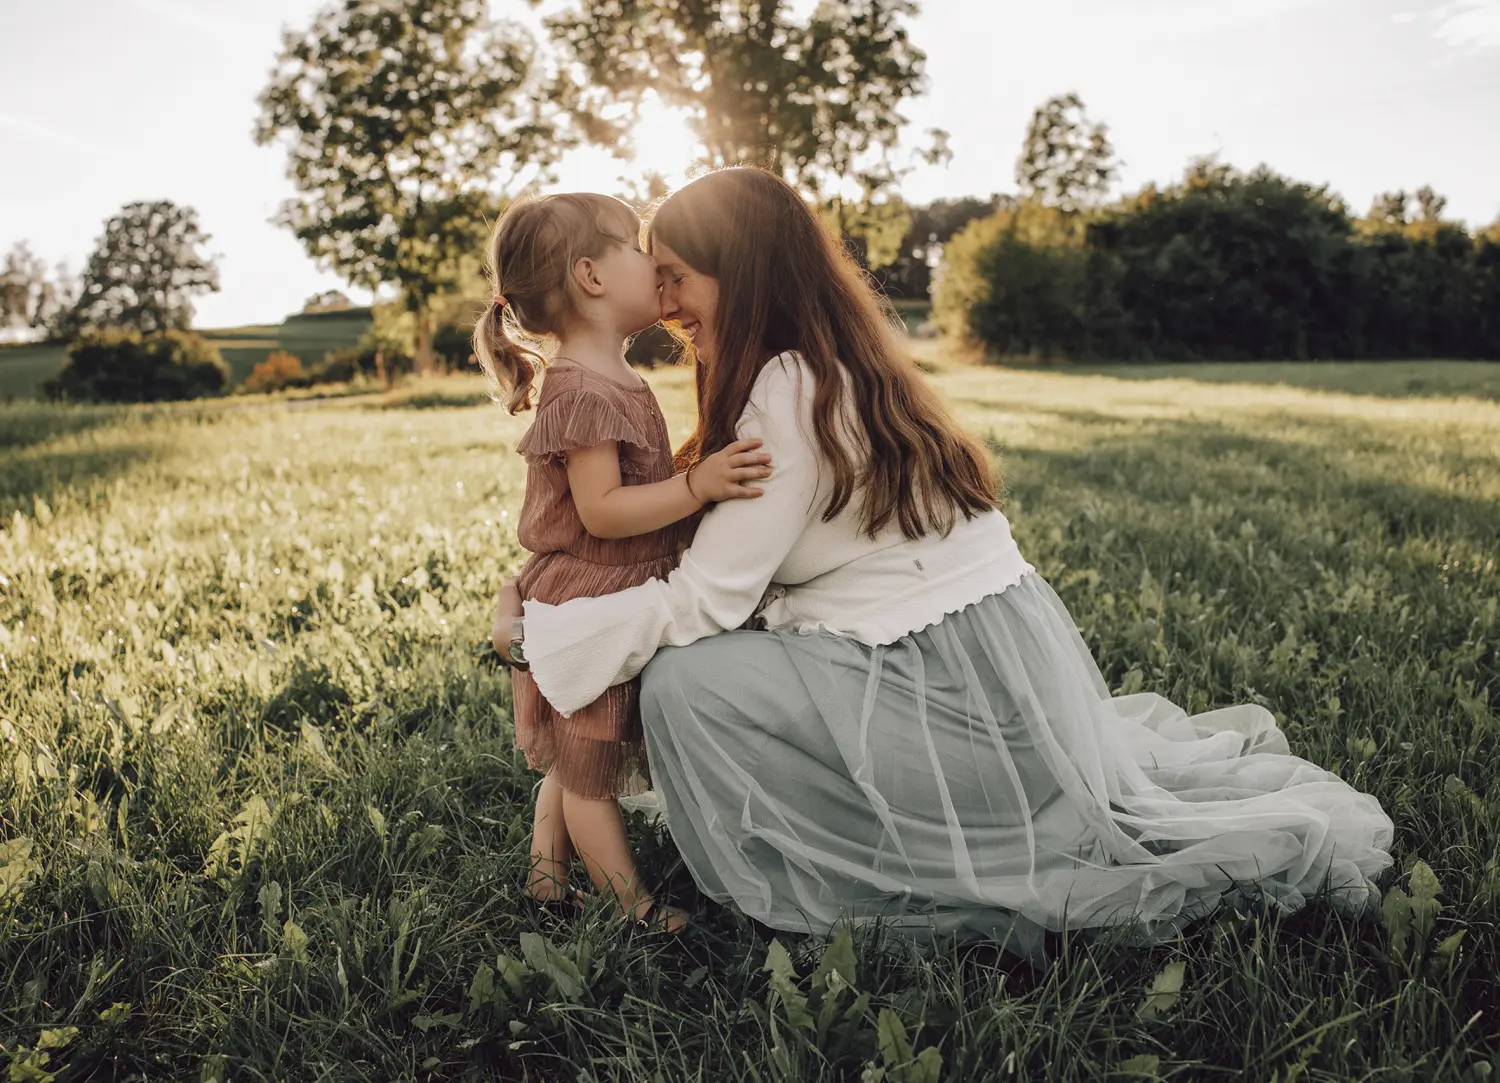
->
[1,348,1497,1081]
[0,308,374,400]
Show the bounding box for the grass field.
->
[1,349,1497,1080]
[1051,358,1500,401]
[0,309,373,400]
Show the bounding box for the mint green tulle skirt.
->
[637,572,1394,963]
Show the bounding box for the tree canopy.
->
[255,0,568,372]
[1016,92,1118,215]
[69,201,219,337]
[547,0,941,205]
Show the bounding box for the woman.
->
[495,167,1394,961]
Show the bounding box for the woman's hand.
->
[492,577,524,663]
[688,438,772,503]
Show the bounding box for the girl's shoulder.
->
[538,362,654,402]
[519,365,661,464]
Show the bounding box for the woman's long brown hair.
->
[649,167,998,540]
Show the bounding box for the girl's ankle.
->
[525,862,571,900]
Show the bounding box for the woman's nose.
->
[659,290,678,320]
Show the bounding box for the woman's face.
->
[654,239,720,359]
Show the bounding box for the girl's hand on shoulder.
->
[690,438,772,503]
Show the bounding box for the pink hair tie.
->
[493,293,509,310]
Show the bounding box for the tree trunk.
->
[414,307,435,376]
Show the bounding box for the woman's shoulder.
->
[753,350,810,391]
[746,350,854,433]
[747,351,824,416]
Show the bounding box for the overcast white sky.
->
[2,0,1497,327]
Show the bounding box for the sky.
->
[1,0,1497,328]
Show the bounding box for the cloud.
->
[1433,0,1500,47]
[0,113,87,151]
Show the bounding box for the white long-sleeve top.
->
[522,352,1035,717]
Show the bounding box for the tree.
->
[1016,92,1118,215]
[69,201,219,336]
[546,0,940,211]
[1,243,77,339]
[1366,190,1410,229]
[255,0,567,374]
[1476,217,1500,357]
[302,290,353,314]
[1414,185,1448,223]
[879,195,1005,299]
[0,242,45,332]
[40,261,78,339]
[1095,162,1358,360]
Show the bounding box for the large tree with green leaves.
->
[255,0,566,373]
[547,0,941,264]
[1016,92,1118,215]
[69,201,219,337]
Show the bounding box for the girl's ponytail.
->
[473,300,543,415]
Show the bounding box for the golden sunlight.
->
[627,96,700,187]
[552,94,701,198]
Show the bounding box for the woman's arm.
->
[567,437,771,540]
[523,357,821,716]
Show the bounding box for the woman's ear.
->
[572,256,606,298]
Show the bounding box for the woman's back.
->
[738,352,1032,644]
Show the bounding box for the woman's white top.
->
[522,352,1034,717]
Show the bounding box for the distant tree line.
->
[934,95,1500,362]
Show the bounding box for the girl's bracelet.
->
[684,464,701,502]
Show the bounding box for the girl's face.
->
[653,239,721,359]
[593,236,664,336]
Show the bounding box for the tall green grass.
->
[0,356,1495,1080]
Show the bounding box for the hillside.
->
[0,308,373,399]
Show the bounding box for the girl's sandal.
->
[633,899,690,935]
[521,883,589,920]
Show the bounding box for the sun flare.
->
[626,97,701,187]
[552,93,701,200]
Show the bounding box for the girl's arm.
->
[492,576,523,663]
[567,437,771,540]
[522,355,823,716]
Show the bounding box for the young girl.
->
[473,193,772,931]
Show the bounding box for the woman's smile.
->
[652,238,718,356]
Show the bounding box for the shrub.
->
[240,351,307,394]
[934,202,1101,361]
[42,329,229,403]
[308,329,412,387]
[307,348,365,385]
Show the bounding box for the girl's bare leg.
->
[561,790,687,930]
[525,773,574,901]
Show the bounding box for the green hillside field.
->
[0,308,373,400]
